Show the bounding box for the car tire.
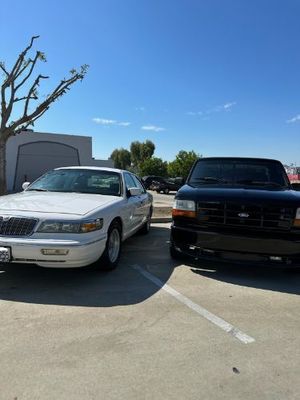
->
[156,190,160,194]
[140,208,152,235]
[98,221,122,270]
[164,188,170,194]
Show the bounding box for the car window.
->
[124,173,136,190]
[131,175,146,193]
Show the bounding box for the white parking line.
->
[132,264,255,345]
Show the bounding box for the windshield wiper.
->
[191,177,228,183]
[27,188,49,192]
[236,180,282,187]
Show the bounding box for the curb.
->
[151,216,172,223]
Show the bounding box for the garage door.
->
[14,141,80,191]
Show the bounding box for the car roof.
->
[197,157,283,163]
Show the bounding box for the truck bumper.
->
[171,225,300,267]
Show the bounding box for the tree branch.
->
[0,63,9,76]
[15,51,44,91]
[24,74,49,116]
[9,68,86,133]
[16,107,49,133]
[3,81,16,128]
[4,36,39,88]
[14,95,37,103]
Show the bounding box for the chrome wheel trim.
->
[108,228,120,263]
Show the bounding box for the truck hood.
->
[177,185,300,207]
[0,191,121,216]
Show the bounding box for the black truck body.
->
[170,157,300,267]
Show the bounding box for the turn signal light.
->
[172,209,196,218]
[293,208,300,227]
[172,200,196,218]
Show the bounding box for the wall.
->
[6,131,113,192]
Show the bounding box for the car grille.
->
[0,216,38,236]
[197,201,295,231]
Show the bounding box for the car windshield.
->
[27,169,122,196]
[188,159,289,188]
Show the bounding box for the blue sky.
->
[1,0,300,165]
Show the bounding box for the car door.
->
[123,172,142,235]
[131,174,152,226]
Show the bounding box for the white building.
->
[6,130,113,192]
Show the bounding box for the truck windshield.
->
[188,159,289,188]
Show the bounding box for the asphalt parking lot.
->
[0,223,299,400]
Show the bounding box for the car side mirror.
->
[291,182,300,191]
[128,187,142,196]
[22,182,31,191]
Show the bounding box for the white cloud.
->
[187,101,236,116]
[93,118,116,125]
[141,125,165,132]
[286,114,300,123]
[223,101,236,110]
[118,122,131,126]
[135,106,145,111]
[92,118,131,127]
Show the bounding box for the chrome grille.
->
[0,216,38,236]
[197,201,295,231]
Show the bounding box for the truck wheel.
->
[169,242,183,260]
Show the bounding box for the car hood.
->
[0,191,121,216]
[176,185,300,206]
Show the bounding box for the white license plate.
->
[0,247,11,263]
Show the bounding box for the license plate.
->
[0,247,11,263]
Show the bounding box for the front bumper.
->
[0,235,107,268]
[171,225,300,267]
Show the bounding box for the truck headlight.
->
[172,200,196,218]
[38,218,103,233]
[293,208,300,227]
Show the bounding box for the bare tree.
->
[0,35,88,195]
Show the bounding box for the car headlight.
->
[172,200,196,218]
[37,218,103,233]
[293,208,300,227]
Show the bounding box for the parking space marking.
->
[132,264,255,345]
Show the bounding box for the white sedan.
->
[0,167,153,270]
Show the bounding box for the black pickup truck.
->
[170,157,300,268]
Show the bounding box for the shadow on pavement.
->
[0,225,179,307]
[189,258,300,296]
[1,224,299,307]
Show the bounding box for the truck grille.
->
[197,201,295,231]
[0,216,38,236]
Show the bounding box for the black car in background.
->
[142,176,165,190]
[170,157,300,269]
[151,177,184,194]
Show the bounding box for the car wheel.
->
[164,188,170,194]
[156,190,160,194]
[98,221,122,270]
[140,208,152,235]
